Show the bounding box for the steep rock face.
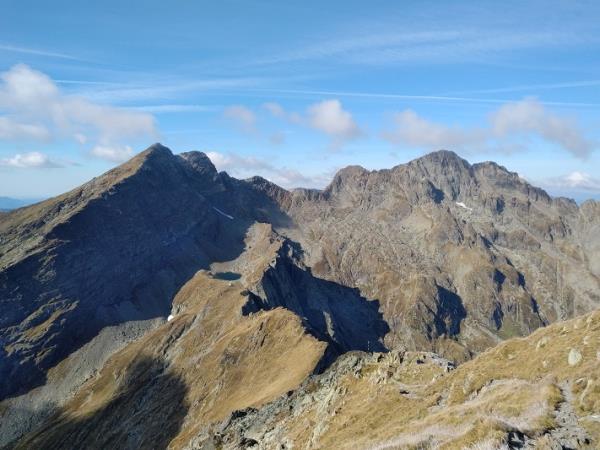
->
[267,150,598,359]
[578,200,600,277]
[243,239,389,363]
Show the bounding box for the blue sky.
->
[1,0,600,201]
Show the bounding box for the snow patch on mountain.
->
[212,206,234,220]
[455,201,473,212]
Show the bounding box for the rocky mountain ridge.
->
[1,143,599,448]
[261,149,599,360]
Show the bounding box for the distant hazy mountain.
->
[0,196,44,211]
[0,196,28,211]
[1,144,599,449]
[545,189,600,204]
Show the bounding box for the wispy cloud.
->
[129,104,216,114]
[262,102,286,118]
[254,88,600,109]
[262,102,302,123]
[79,77,267,104]
[443,80,600,96]
[269,131,285,146]
[256,31,461,65]
[383,98,597,158]
[255,28,594,66]
[0,43,80,60]
[0,117,50,141]
[548,172,600,192]
[223,105,257,133]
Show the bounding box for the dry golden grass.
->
[37,299,595,450]
[236,310,600,450]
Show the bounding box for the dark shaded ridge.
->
[13,356,188,450]
[0,143,296,401]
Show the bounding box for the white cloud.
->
[227,100,362,148]
[306,99,360,140]
[264,99,361,147]
[90,144,134,163]
[223,105,257,132]
[384,110,484,149]
[0,151,61,168]
[544,172,600,192]
[0,64,157,162]
[206,151,271,172]
[0,117,50,141]
[490,98,594,158]
[384,98,597,158]
[256,100,362,148]
[538,171,600,201]
[565,172,600,190]
[270,167,331,188]
[262,101,303,124]
[206,151,329,188]
[263,102,285,118]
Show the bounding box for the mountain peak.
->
[324,165,369,197]
[178,151,218,177]
[138,142,173,160]
[329,165,369,184]
[123,142,176,174]
[412,149,471,170]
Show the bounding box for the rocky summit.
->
[1,143,599,449]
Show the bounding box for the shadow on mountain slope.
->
[14,356,188,450]
[0,211,255,401]
[243,246,390,370]
[0,146,297,401]
[435,286,467,336]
